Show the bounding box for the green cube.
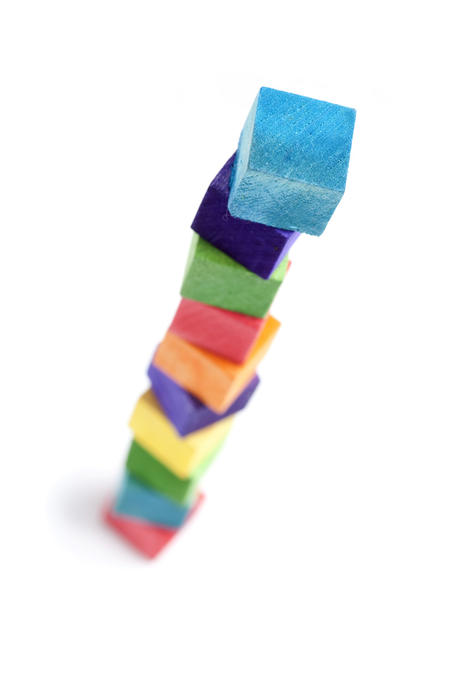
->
[126,439,219,505]
[180,234,288,318]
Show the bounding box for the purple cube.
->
[191,154,300,279]
[148,364,260,436]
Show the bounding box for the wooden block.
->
[169,298,266,363]
[126,439,218,504]
[180,233,287,318]
[148,364,259,436]
[129,389,233,479]
[103,494,204,559]
[114,472,193,529]
[153,315,280,413]
[228,87,356,236]
[192,154,300,279]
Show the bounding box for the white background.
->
[1,1,465,698]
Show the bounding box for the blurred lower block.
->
[169,298,266,363]
[148,364,260,436]
[129,389,234,478]
[153,315,280,413]
[114,472,193,528]
[126,439,217,504]
[104,494,204,559]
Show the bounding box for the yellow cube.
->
[129,389,234,479]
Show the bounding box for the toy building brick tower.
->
[104,87,356,559]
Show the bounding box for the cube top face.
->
[247,87,355,192]
[228,87,356,235]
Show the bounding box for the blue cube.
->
[228,87,356,236]
[114,472,192,529]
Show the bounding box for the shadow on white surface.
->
[50,475,145,565]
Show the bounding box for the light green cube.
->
[180,233,287,318]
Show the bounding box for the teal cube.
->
[114,472,191,529]
[228,87,356,236]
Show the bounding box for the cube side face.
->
[180,236,229,310]
[181,232,200,282]
[229,87,356,234]
[114,473,191,529]
[126,440,198,504]
[192,153,299,279]
[148,363,199,436]
[169,298,266,363]
[248,314,281,367]
[229,168,342,235]
[181,234,287,318]
[232,92,259,188]
[154,332,234,412]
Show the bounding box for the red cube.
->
[169,298,265,364]
[104,494,204,559]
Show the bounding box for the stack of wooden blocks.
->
[104,87,356,558]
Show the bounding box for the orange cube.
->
[152,315,280,413]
